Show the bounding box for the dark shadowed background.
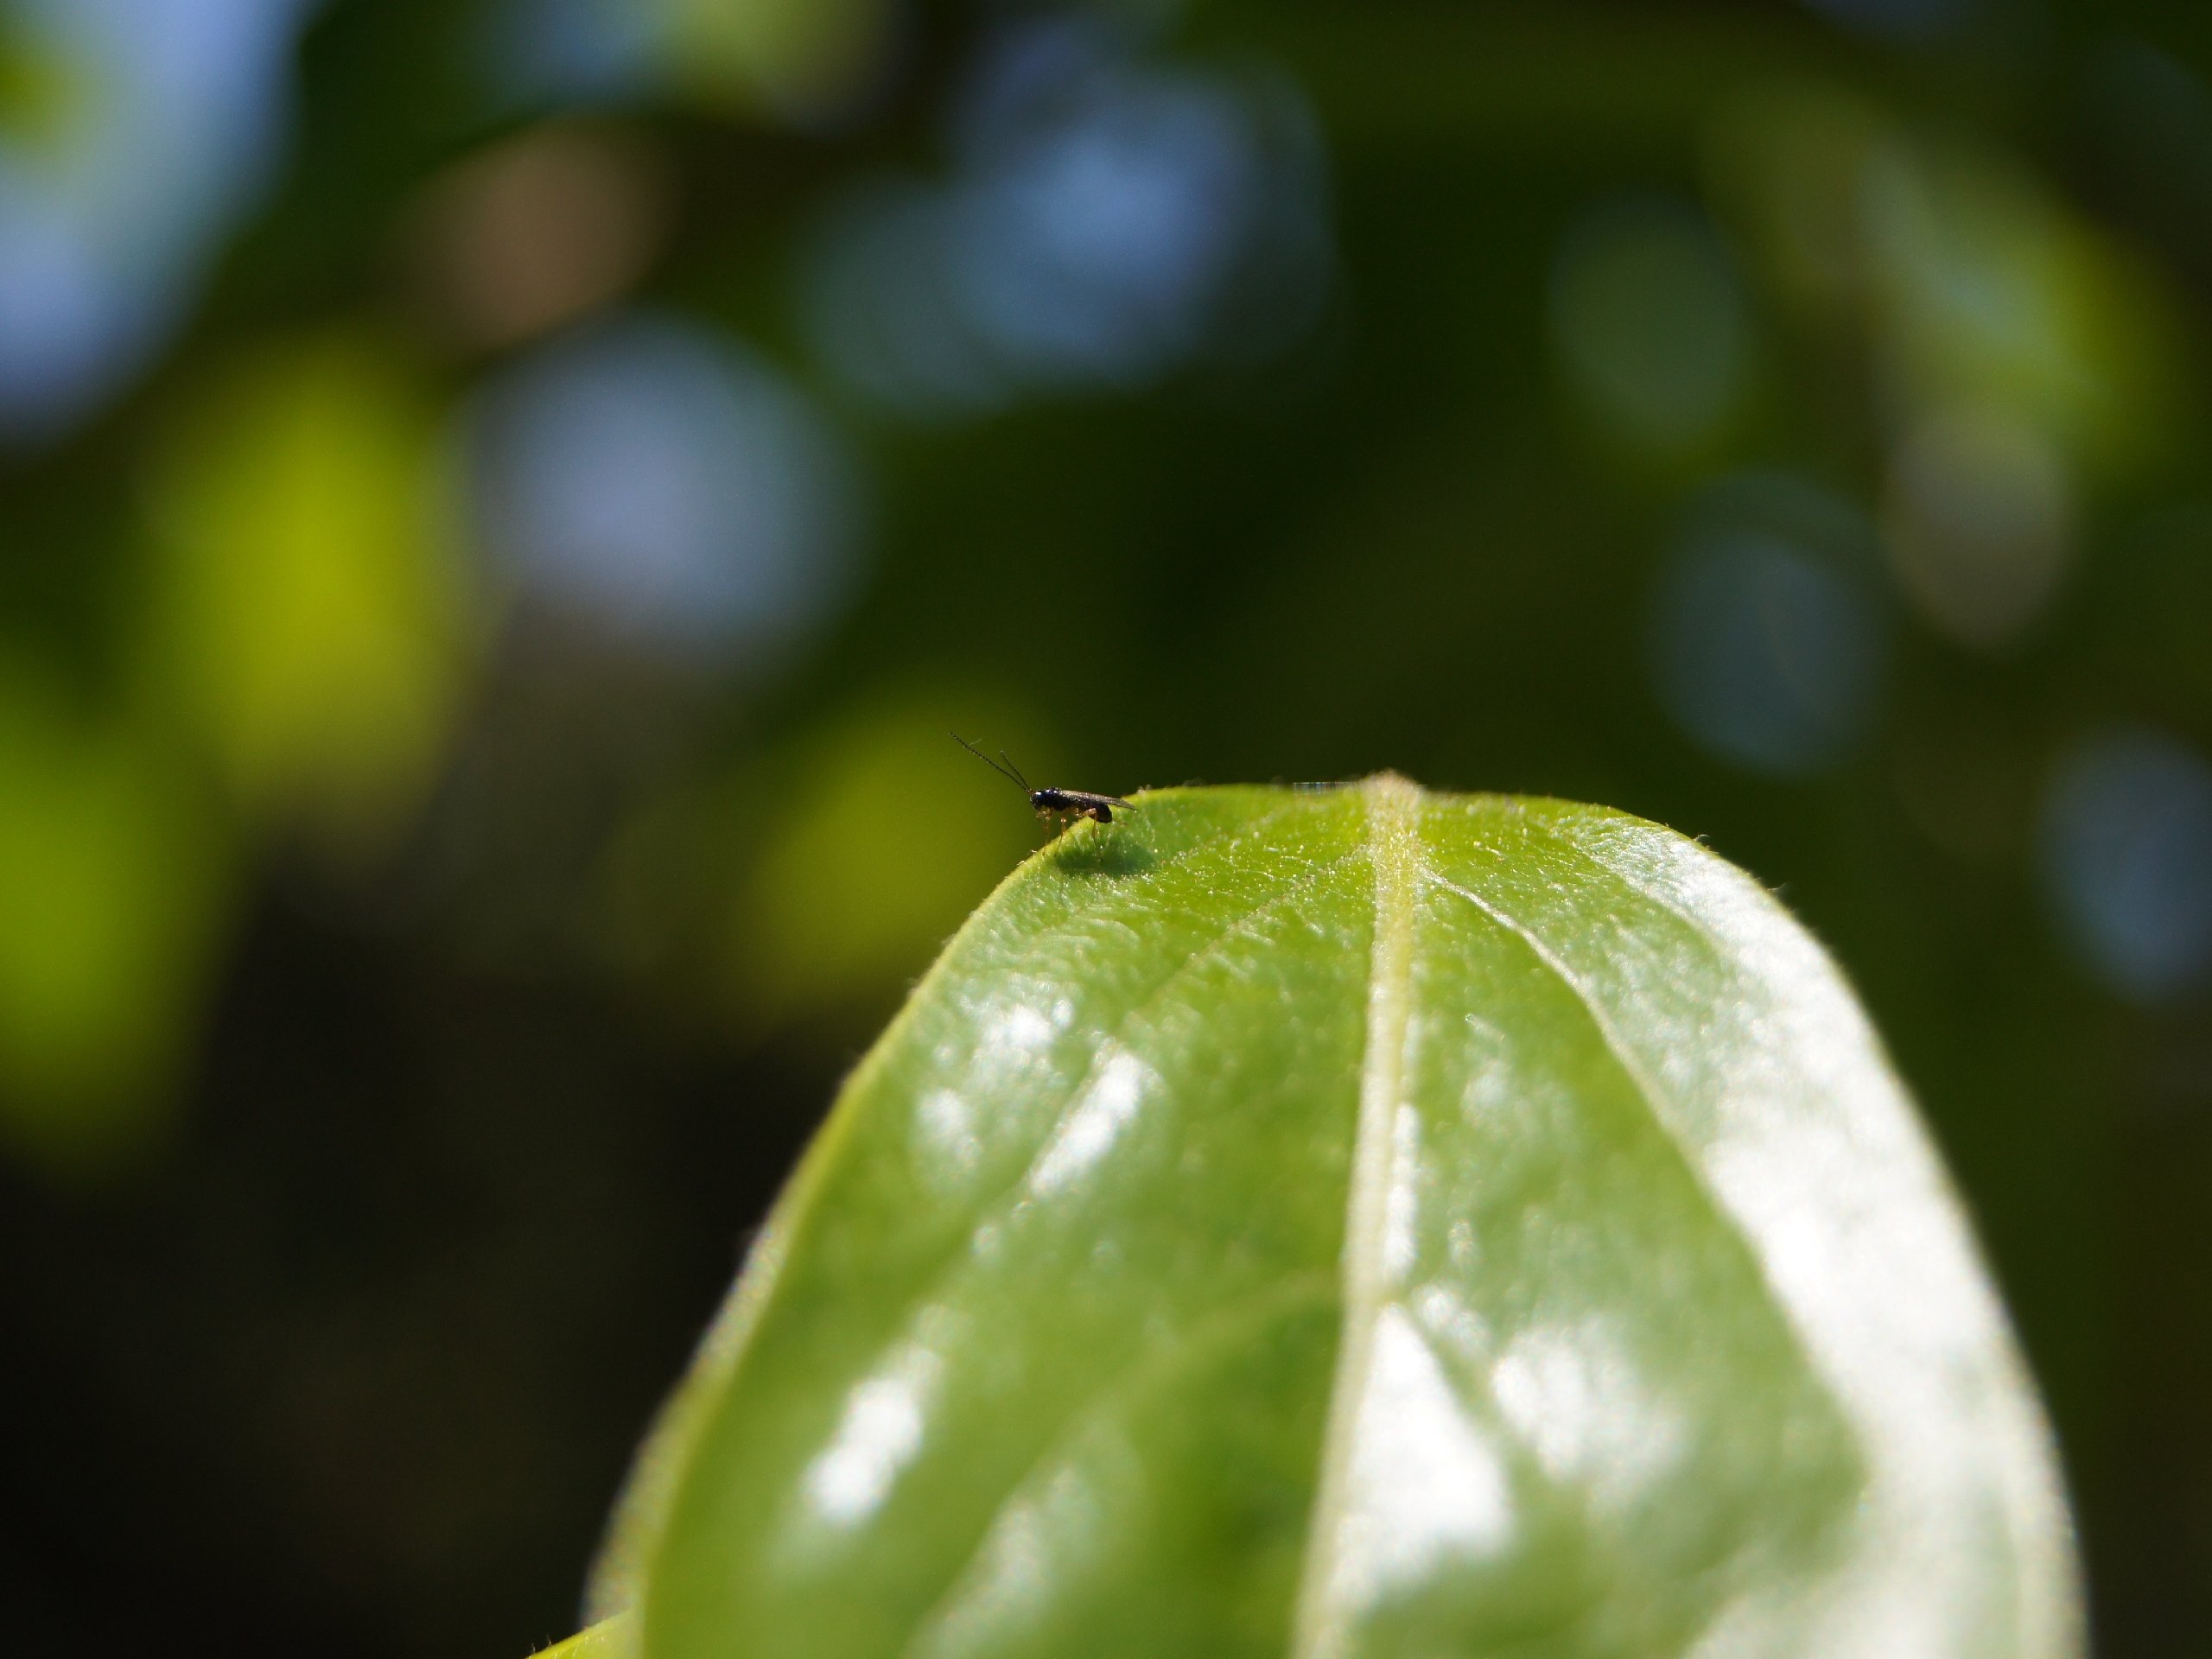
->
[0,0,2208,1653]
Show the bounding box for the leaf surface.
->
[593,779,2077,1659]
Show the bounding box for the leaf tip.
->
[1358,769,1424,808]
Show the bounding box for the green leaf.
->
[590,778,2079,1659]
[535,1615,634,1659]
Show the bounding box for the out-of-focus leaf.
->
[664,0,891,119]
[728,699,1055,1030]
[140,332,468,858]
[0,16,81,151]
[586,778,2079,1659]
[0,654,228,1171]
[1866,148,2179,480]
[1707,83,2182,480]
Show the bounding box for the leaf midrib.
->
[1291,772,1424,1659]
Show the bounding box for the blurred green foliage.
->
[143,334,466,849]
[728,695,1052,1029]
[0,652,227,1164]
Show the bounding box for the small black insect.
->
[954,733,1132,824]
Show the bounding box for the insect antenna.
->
[952,732,1030,794]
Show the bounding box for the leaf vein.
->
[1291,773,1423,1659]
[894,1271,1339,1659]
